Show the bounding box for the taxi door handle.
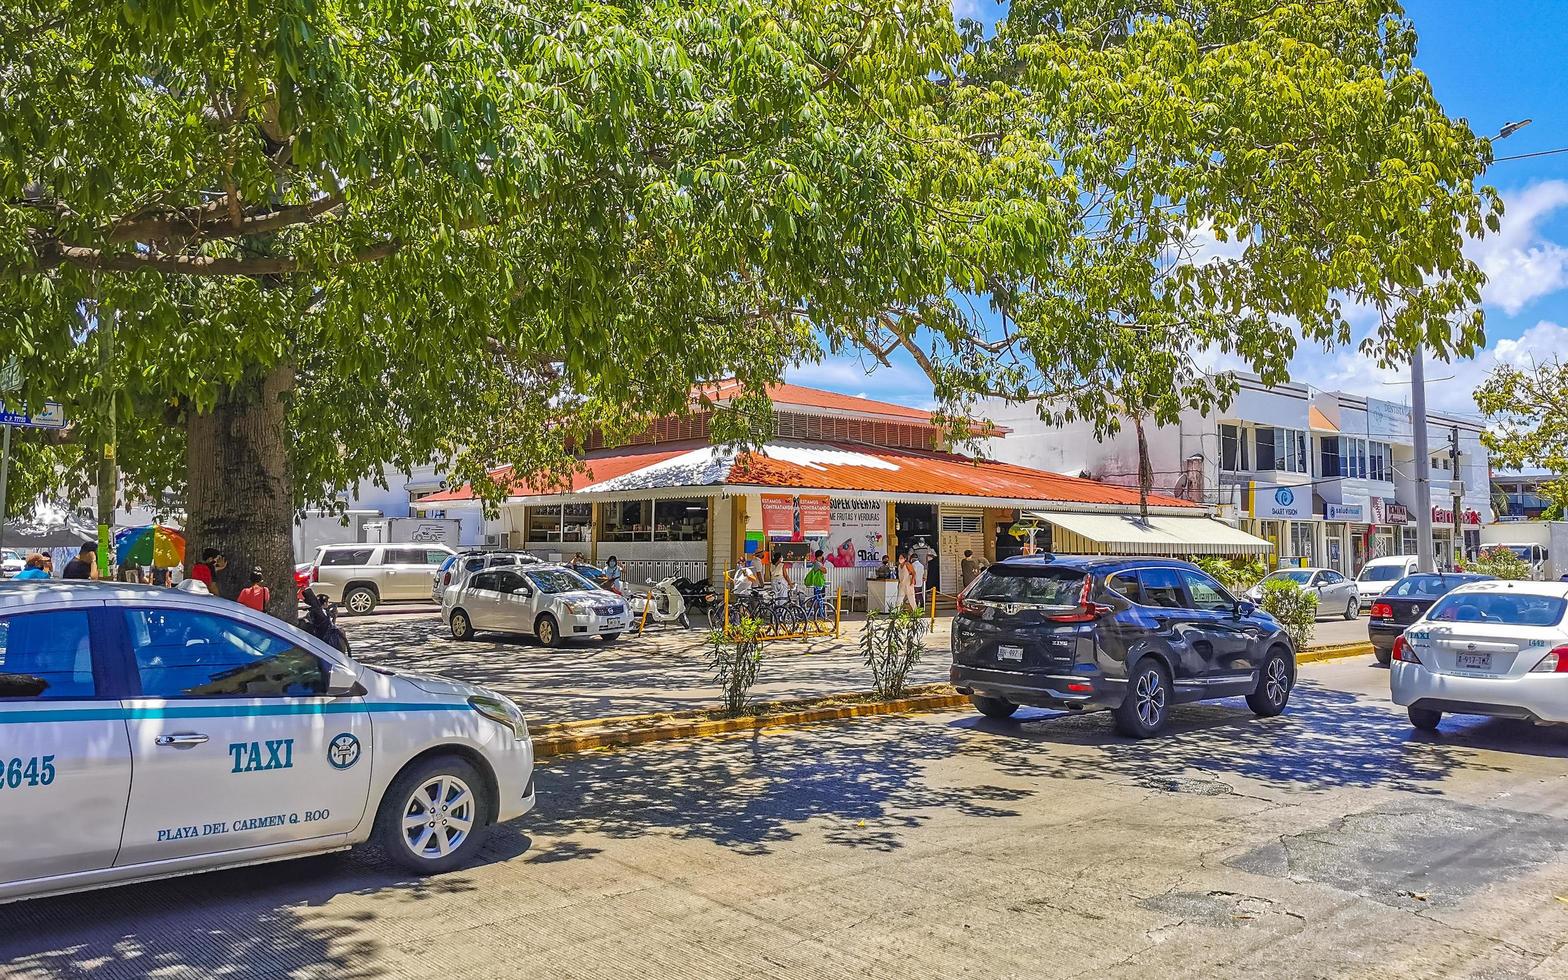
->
[155,732,210,747]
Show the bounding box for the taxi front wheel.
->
[374,755,492,874]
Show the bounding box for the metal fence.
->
[616,558,710,585]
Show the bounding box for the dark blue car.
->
[950,555,1296,738]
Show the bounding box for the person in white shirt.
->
[911,553,927,606]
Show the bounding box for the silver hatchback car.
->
[443,564,627,646]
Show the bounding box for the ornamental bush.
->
[1259,579,1318,649]
[861,607,929,700]
[1458,546,1533,580]
[707,619,764,717]
[1193,557,1268,595]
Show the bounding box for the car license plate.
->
[997,645,1024,662]
[1457,653,1491,671]
[604,618,623,630]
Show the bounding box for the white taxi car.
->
[1391,580,1568,731]
[0,581,536,904]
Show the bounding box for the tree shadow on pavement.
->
[529,723,1029,859]
[0,834,530,979]
[944,678,1522,795]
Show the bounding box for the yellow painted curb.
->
[1298,641,1375,664]
[533,691,971,759]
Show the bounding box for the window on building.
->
[1283,430,1308,474]
[527,504,593,542]
[1319,436,1342,478]
[1220,424,1249,472]
[1368,442,1392,482]
[563,503,591,543]
[1254,428,1276,471]
[601,500,652,542]
[652,499,709,542]
[526,505,562,541]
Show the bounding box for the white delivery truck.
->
[1478,521,1568,580]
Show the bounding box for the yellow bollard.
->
[834,588,842,637]
[929,587,936,629]
[723,587,731,637]
[639,591,652,634]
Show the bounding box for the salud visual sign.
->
[760,494,831,542]
[0,401,66,429]
[1248,482,1309,520]
[1326,503,1364,522]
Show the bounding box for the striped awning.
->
[1027,511,1274,557]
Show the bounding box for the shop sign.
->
[1370,497,1387,524]
[1431,505,1482,526]
[1248,482,1309,520]
[1385,503,1409,525]
[825,499,886,567]
[1326,504,1364,522]
[760,494,832,542]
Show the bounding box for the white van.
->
[1354,555,1420,607]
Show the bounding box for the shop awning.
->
[1026,511,1274,557]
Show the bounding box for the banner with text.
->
[761,494,832,542]
[824,499,886,567]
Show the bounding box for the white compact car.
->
[1391,580,1568,730]
[443,564,626,645]
[0,581,535,904]
[1354,555,1420,608]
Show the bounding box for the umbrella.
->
[114,525,186,568]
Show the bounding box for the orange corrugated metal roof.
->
[698,379,935,423]
[420,439,1197,510]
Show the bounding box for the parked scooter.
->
[627,576,691,631]
[300,588,352,655]
[673,576,718,621]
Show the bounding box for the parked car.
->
[1354,555,1420,608]
[1367,572,1493,665]
[1245,567,1359,620]
[442,564,627,646]
[306,543,456,615]
[432,551,542,603]
[1,549,27,578]
[1391,580,1568,730]
[0,580,535,904]
[950,555,1296,738]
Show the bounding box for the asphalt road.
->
[9,655,1562,979]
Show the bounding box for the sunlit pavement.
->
[6,656,1568,979]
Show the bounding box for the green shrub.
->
[1193,556,1267,595]
[861,607,929,700]
[1259,578,1317,649]
[1458,546,1533,580]
[708,619,764,717]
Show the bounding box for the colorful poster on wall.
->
[761,494,831,542]
[825,499,886,567]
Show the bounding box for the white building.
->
[980,374,1491,573]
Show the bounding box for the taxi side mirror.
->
[325,661,362,698]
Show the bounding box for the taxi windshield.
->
[1426,592,1568,627]
[526,568,594,594]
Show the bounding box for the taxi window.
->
[124,609,327,698]
[0,610,95,699]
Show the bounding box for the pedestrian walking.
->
[62,542,98,580]
[897,552,917,611]
[191,548,226,592]
[765,551,792,600]
[237,566,271,612]
[804,548,829,616]
[13,553,50,580]
[911,551,928,608]
[960,549,985,591]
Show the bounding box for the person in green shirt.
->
[804,549,829,616]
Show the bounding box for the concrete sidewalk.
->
[343,613,956,725]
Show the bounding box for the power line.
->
[1495,145,1568,162]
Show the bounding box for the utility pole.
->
[0,357,20,564]
[96,308,116,578]
[1451,426,1464,567]
[1411,349,1436,573]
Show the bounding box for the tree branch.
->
[32,239,397,277]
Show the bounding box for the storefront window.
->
[1288,521,1316,566]
[653,499,708,542]
[525,504,592,543]
[601,500,651,542]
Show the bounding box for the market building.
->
[415,381,1271,601]
[980,374,1492,574]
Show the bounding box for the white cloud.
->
[785,355,937,410]
[1469,181,1568,315]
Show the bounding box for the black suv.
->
[950,556,1296,738]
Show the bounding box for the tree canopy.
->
[0,0,1501,530]
[1476,360,1568,508]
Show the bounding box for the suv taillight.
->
[1392,634,1421,664]
[1046,576,1112,623]
[310,564,319,584]
[1369,602,1392,619]
[1531,645,1568,673]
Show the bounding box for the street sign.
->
[0,401,66,429]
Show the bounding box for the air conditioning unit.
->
[483,533,505,548]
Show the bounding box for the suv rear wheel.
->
[1246,648,1293,716]
[971,695,1018,719]
[1113,659,1170,738]
[343,585,378,615]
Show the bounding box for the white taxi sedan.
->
[1391,580,1568,731]
[0,581,535,904]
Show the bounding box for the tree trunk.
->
[1133,415,1152,522]
[185,362,297,624]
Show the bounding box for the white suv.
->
[307,543,456,614]
[0,580,535,904]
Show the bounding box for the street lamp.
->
[1411,118,1534,573]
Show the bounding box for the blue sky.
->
[790,1,1568,418]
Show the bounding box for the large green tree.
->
[1476,360,1568,509]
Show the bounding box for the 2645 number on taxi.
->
[1,755,57,790]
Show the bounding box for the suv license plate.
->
[1457,653,1492,671]
[997,645,1023,662]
